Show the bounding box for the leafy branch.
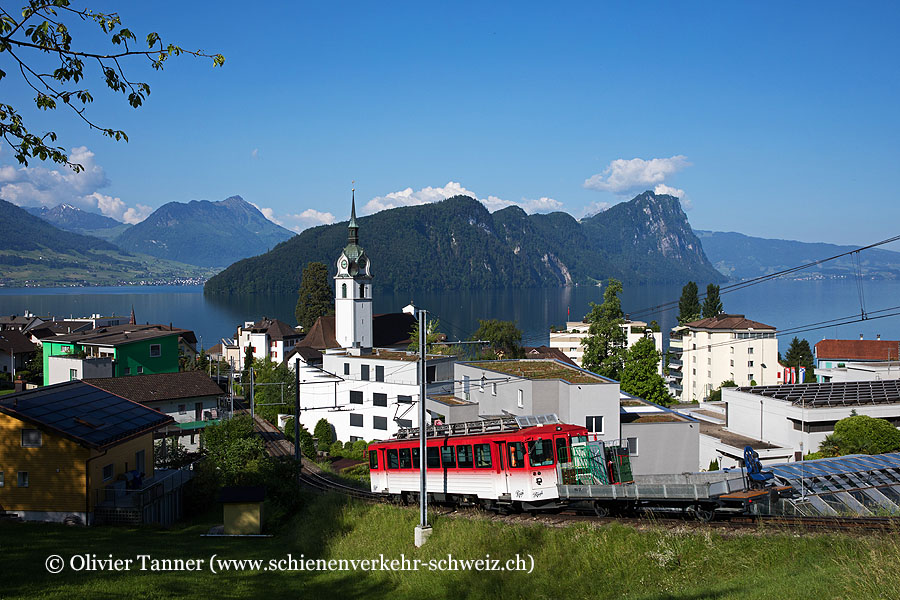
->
[0,0,224,171]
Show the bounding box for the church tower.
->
[335,190,373,353]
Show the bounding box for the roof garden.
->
[463,360,609,384]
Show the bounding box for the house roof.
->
[815,339,900,361]
[207,343,224,356]
[50,323,197,346]
[460,359,611,384]
[682,314,776,331]
[733,380,900,408]
[298,312,416,350]
[0,381,173,449]
[86,371,224,404]
[28,320,94,339]
[0,329,36,354]
[523,345,577,366]
[285,346,323,363]
[248,317,301,341]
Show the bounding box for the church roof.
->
[298,313,416,351]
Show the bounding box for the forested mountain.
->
[24,203,130,241]
[114,195,294,267]
[1,199,121,253]
[697,231,900,280]
[204,191,724,295]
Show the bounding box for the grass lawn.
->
[3,494,899,599]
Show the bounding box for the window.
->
[411,447,421,468]
[528,439,554,467]
[441,446,456,468]
[479,377,484,392]
[748,347,754,354]
[178,404,186,414]
[0,472,3,487]
[386,449,399,469]
[627,437,639,456]
[426,447,440,468]
[517,389,524,408]
[373,416,387,430]
[135,450,145,475]
[748,361,754,368]
[507,442,525,468]
[730,359,734,367]
[103,463,114,481]
[398,395,412,404]
[456,445,474,468]
[149,344,161,357]
[342,283,347,298]
[397,418,412,428]
[707,358,711,365]
[125,367,131,375]
[399,448,412,468]
[692,356,696,364]
[375,365,384,382]
[692,368,696,375]
[369,450,378,469]
[21,429,42,448]
[373,393,387,407]
[69,368,77,381]
[491,383,497,396]
[707,370,711,378]
[748,374,753,382]
[136,366,144,374]
[730,346,734,354]
[349,413,363,427]
[360,283,366,297]
[585,415,604,434]
[17,471,28,487]
[556,437,569,463]
[350,436,362,442]
[350,391,363,404]
[361,365,370,381]
[344,363,350,375]
[474,444,492,468]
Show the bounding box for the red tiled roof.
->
[0,330,36,354]
[683,314,775,331]
[524,346,578,366]
[87,371,224,404]
[815,339,900,361]
[298,313,415,351]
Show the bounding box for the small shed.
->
[219,486,266,535]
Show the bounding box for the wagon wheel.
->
[592,502,610,518]
[688,504,715,522]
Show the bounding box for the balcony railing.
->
[95,462,196,509]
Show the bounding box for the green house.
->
[43,324,196,386]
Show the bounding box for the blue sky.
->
[2,1,899,246]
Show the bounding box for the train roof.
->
[370,415,586,446]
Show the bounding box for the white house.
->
[669,314,779,402]
[224,317,303,369]
[815,361,900,383]
[549,319,664,373]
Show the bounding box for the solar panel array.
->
[0,381,172,448]
[735,380,900,407]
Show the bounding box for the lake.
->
[1,278,898,353]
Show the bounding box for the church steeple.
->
[348,188,359,245]
[335,188,373,353]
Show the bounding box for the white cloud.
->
[0,146,151,223]
[584,155,690,195]
[251,148,259,159]
[365,181,561,215]
[653,184,693,210]
[253,204,336,234]
[580,201,611,219]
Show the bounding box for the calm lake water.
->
[1,278,898,353]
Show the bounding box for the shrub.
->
[314,418,334,449]
[833,415,900,455]
[329,441,344,457]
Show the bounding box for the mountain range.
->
[203,191,725,295]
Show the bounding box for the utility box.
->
[219,486,266,535]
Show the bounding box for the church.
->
[291,194,459,443]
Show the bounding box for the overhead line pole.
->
[415,308,431,547]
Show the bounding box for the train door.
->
[494,441,509,498]
[505,441,531,501]
[525,437,557,500]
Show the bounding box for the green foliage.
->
[708,459,720,471]
[702,283,723,318]
[472,319,523,358]
[707,380,736,403]
[295,262,334,330]
[205,194,725,295]
[581,279,627,380]
[620,337,673,406]
[678,281,701,324]
[0,1,223,171]
[154,437,192,470]
[784,337,816,382]
[314,418,334,449]
[648,320,661,332]
[248,357,295,424]
[23,344,43,384]
[202,416,267,476]
[408,317,451,354]
[329,441,345,456]
[284,418,316,460]
[828,415,900,455]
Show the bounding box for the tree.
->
[408,317,450,354]
[248,357,295,424]
[620,337,672,406]
[677,281,701,324]
[702,284,723,318]
[783,337,816,382]
[471,319,523,359]
[707,379,736,403]
[294,262,334,330]
[0,1,224,171]
[241,345,254,396]
[581,278,627,379]
[23,344,43,384]
[831,415,900,455]
[314,418,334,449]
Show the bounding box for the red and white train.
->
[368,420,588,511]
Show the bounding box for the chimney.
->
[14,378,25,392]
[860,334,864,340]
[877,334,881,341]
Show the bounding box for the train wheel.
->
[592,502,610,517]
[688,504,715,522]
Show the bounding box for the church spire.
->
[129,305,136,325]
[348,186,359,245]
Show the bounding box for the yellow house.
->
[0,381,173,524]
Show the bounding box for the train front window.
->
[368,450,378,469]
[508,442,525,469]
[571,435,588,445]
[427,447,440,468]
[456,445,473,468]
[412,447,420,469]
[387,449,399,469]
[399,448,412,469]
[528,439,554,467]
[555,438,569,463]
[474,443,492,468]
[441,446,456,468]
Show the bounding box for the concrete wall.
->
[622,420,700,475]
[47,356,114,385]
